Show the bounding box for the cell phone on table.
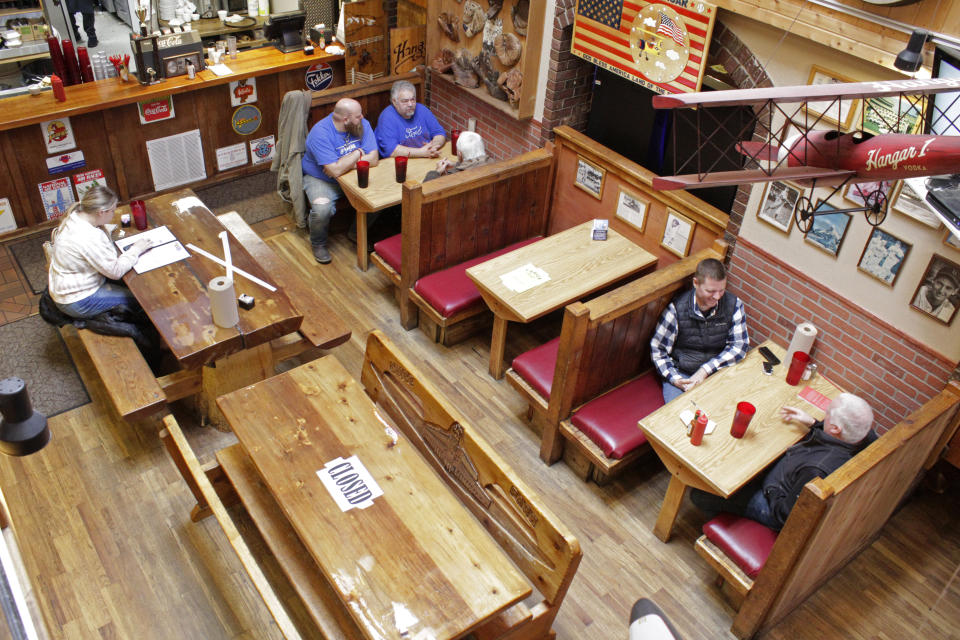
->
[758,345,780,365]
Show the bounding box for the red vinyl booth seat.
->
[373,234,403,273]
[413,237,542,318]
[511,337,560,400]
[702,513,778,579]
[569,372,663,459]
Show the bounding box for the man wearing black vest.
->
[650,258,749,403]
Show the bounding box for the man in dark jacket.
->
[690,392,875,530]
[66,0,98,47]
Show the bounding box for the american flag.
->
[657,11,685,46]
[570,0,716,95]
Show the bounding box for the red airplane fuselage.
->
[784,131,960,180]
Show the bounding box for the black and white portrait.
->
[911,254,960,325]
[758,181,801,233]
[858,227,911,286]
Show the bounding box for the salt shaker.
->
[802,362,817,381]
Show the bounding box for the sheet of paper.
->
[208,63,233,76]
[679,409,717,435]
[131,241,190,274]
[316,455,383,511]
[115,225,176,252]
[499,263,550,293]
[798,386,831,411]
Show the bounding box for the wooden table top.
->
[465,221,657,323]
[336,142,454,212]
[217,356,530,640]
[121,189,302,369]
[638,342,842,497]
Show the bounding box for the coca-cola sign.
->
[137,96,176,124]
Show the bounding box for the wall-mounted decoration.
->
[38,177,76,220]
[575,155,605,200]
[863,94,925,135]
[661,208,694,258]
[45,151,86,175]
[72,169,106,201]
[230,77,258,106]
[893,178,941,228]
[344,0,387,83]
[231,104,262,135]
[304,62,335,91]
[858,227,911,286]
[804,66,859,130]
[41,117,76,154]
[844,180,897,211]
[570,0,717,96]
[615,188,647,233]
[804,200,850,257]
[910,253,960,325]
[0,198,16,234]
[758,181,801,233]
[138,96,176,125]
[943,229,960,252]
[250,135,276,165]
[389,26,426,75]
[216,143,248,172]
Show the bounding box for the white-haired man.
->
[423,131,492,181]
[690,392,875,530]
[375,80,446,158]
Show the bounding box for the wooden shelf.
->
[0,50,48,65]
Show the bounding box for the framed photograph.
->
[857,227,911,286]
[804,200,851,257]
[804,65,860,130]
[757,181,801,233]
[892,179,941,228]
[910,254,960,325]
[574,155,605,200]
[615,188,648,233]
[943,229,960,252]
[863,94,925,135]
[660,209,694,258]
[843,180,897,209]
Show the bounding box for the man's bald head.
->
[332,98,364,137]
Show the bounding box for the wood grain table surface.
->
[216,355,531,640]
[638,342,843,541]
[337,142,454,270]
[465,221,657,377]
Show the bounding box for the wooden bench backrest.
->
[307,71,422,129]
[360,330,582,614]
[733,381,960,639]
[546,240,728,431]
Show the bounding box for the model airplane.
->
[651,77,960,231]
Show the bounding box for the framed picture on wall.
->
[615,188,648,233]
[804,200,851,257]
[804,65,860,130]
[863,94,925,135]
[944,229,960,252]
[660,209,694,257]
[574,155,605,200]
[910,254,960,325]
[892,179,941,228]
[857,227,911,286]
[757,181,801,233]
[844,180,897,209]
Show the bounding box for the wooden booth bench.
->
[161,330,582,639]
[693,381,960,639]
[506,241,728,484]
[370,147,555,345]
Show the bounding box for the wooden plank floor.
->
[1,226,958,640]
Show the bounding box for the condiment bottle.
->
[51,74,66,102]
[690,413,708,446]
[186,60,195,79]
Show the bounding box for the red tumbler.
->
[46,36,67,83]
[451,129,461,155]
[61,39,81,86]
[786,351,810,386]
[356,160,370,188]
[130,200,147,230]
[731,402,756,438]
[77,46,94,83]
[394,156,408,183]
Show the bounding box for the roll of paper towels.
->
[209,277,239,328]
[786,322,817,365]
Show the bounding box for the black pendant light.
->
[0,378,50,457]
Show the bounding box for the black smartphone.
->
[758,346,780,365]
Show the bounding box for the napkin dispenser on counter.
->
[131,30,206,83]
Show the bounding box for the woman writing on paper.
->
[48,186,152,318]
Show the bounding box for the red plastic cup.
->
[130,200,147,230]
[394,156,408,183]
[786,351,810,386]
[356,160,370,188]
[451,129,461,155]
[731,401,756,438]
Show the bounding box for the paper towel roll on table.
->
[209,277,239,328]
[786,322,817,365]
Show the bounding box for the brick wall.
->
[728,238,956,432]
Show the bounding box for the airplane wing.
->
[652,167,855,191]
[652,77,960,110]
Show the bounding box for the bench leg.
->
[356,209,369,271]
[200,343,274,431]
[653,476,687,542]
[488,316,509,379]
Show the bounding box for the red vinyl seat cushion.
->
[511,337,560,400]
[413,237,542,317]
[702,512,778,579]
[373,233,402,273]
[569,372,663,459]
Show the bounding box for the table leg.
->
[199,343,274,431]
[356,209,369,271]
[489,316,509,379]
[653,476,688,542]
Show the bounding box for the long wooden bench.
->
[370,148,555,345]
[506,241,728,484]
[694,381,960,639]
[161,329,582,639]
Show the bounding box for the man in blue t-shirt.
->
[301,98,379,264]
[375,80,446,158]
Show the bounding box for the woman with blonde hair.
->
[47,185,152,318]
